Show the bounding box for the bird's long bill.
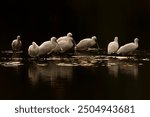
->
[72,38,77,46]
[71,38,77,55]
[56,42,63,52]
[95,39,100,50]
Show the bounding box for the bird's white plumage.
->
[117,38,139,55]
[11,35,22,51]
[28,42,39,57]
[38,37,58,56]
[57,32,73,42]
[107,36,119,54]
[75,36,97,51]
[53,32,75,53]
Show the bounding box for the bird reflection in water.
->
[107,58,119,78]
[28,59,73,99]
[28,60,73,86]
[107,57,138,79]
[0,51,23,69]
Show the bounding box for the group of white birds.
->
[11,32,139,57]
[107,36,139,55]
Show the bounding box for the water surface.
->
[0,50,150,99]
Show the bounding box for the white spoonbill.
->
[53,32,76,53]
[75,36,100,51]
[11,35,22,51]
[107,36,119,54]
[57,32,73,42]
[28,42,39,57]
[38,37,61,56]
[117,38,139,55]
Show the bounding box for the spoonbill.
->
[75,36,100,51]
[38,37,61,56]
[53,32,76,53]
[107,36,119,54]
[117,38,139,55]
[11,35,22,51]
[28,42,39,57]
[57,32,73,42]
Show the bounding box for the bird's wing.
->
[108,42,119,52]
[57,36,66,42]
[77,39,91,47]
[117,43,135,53]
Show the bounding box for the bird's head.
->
[51,37,63,51]
[67,32,72,37]
[32,42,38,47]
[17,35,21,40]
[92,36,100,50]
[114,36,118,42]
[134,38,139,44]
[51,37,57,42]
[92,36,97,40]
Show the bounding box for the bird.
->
[75,36,100,51]
[11,35,22,51]
[28,42,39,57]
[53,32,76,53]
[117,38,139,55]
[57,32,73,42]
[107,36,119,54]
[38,37,61,56]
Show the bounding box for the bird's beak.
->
[95,39,100,51]
[56,41,63,51]
[72,38,76,46]
[71,38,77,55]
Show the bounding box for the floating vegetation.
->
[1,50,23,54]
[1,57,23,61]
[57,62,94,67]
[57,63,79,67]
[138,63,143,66]
[1,50,150,68]
[36,63,48,67]
[0,61,24,67]
[46,57,62,61]
[80,63,94,67]
[142,58,150,61]
[107,63,117,66]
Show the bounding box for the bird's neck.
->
[115,40,118,43]
[33,44,38,48]
[51,40,57,45]
[135,41,138,46]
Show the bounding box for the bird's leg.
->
[72,39,77,55]
[74,46,78,56]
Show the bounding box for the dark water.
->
[0,50,150,100]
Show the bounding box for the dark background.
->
[0,0,150,53]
